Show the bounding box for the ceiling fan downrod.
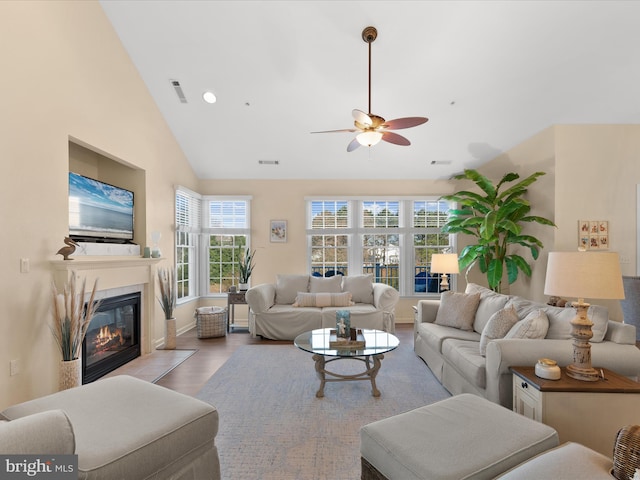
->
[362,26,377,115]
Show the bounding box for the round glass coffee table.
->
[294,328,399,397]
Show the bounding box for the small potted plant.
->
[238,248,255,291]
[51,273,101,390]
[157,267,177,349]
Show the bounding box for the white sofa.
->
[414,283,640,409]
[246,274,399,340]
[0,375,220,479]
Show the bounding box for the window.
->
[175,187,201,301]
[204,197,252,295]
[307,197,452,295]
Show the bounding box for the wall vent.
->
[170,80,188,103]
[258,160,280,165]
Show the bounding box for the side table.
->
[227,291,248,332]
[512,366,640,456]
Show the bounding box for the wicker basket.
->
[613,425,640,480]
[195,306,227,338]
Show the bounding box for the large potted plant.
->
[238,248,255,291]
[51,273,100,390]
[440,169,555,291]
[157,267,177,349]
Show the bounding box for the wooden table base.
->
[312,353,384,397]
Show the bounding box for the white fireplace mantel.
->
[50,256,164,355]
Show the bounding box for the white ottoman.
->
[360,393,558,480]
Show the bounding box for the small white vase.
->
[239,283,249,291]
[165,318,177,350]
[59,358,82,391]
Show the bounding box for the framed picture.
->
[578,220,608,250]
[270,220,287,243]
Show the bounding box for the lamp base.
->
[566,364,600,382]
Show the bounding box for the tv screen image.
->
[69,172,134,242]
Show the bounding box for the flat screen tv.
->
[68,172,134,243]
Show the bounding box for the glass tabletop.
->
[294,328,399,357]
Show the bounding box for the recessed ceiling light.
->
[202,91,217,104]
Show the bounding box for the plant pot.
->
[165,318,177,350]
[59,358,81,391]
[239,283,249,291]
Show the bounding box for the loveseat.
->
[414,283,640,409]
[0,375,220,480]
[246,274,399,340]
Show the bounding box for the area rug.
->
[196,343,450,479]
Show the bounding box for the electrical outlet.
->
[20,258,29,273]
[620,255,631,265]
[10,359,20,376]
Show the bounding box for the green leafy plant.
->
[157,267,176,320]
[238,248,256,284]
[440,169,556,291]
[51,274,101,361]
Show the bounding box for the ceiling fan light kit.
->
[312,26,428,152]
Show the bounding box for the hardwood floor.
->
[108,323,415,397]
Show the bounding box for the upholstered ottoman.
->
[1,375,220,480]
[360,393,558,480]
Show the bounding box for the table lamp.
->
[431,253,460,291]
[544,251,625,381]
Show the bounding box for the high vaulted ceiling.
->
[99,1,640,180]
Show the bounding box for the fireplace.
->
[83,292,141,384]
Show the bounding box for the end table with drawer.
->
[227,290,248,332]
[512,366,640,457]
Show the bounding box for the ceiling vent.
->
[170,80,188,103]
[258,160,280,165]
[430,160,452,165]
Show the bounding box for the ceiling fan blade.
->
[381,131,411,146]
[311,128,358,134]
[352,109,373,127]
[382,117,429,130]
[347,138,361,152]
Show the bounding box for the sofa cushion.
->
[342,274,374,304]
[546,304,609,343]
[275,274,310,304]
[505,309,549,340]
[435,291,481,331]
[443,339,487,388]
[293,291,353,307]
[479,306,519,356]
[321,305,383,330]
[416,322,481,354]
[309,275,342,293]
[466,283,511,333]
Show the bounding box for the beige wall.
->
[0,1,199,409]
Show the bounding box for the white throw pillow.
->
[275,275,310,304]
[479,306,519,356]
[309,275,343,294]
[505,309,549,339]
[342,274,374,304]
[434,291,481,331]
[466,283,511,334]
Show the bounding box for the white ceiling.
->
[99,0,640,180]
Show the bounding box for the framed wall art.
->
[578,220,608,250]
[270,220,287,243]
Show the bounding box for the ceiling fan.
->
[312,26,428,152]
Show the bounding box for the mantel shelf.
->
[50,257,164,271]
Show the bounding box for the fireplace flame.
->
[94,325,125,351]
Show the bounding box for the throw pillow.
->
[293,292,353,308]
[434,291,481,331]
[275,275,310,304]
[309,275,343,294]
[342,274,374,304]
[479,306,520,356]
[505,309,549,339]
[466,283,511,334]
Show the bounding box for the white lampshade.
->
[431,253,460,274]
[544,252,624,300]
[356,131,383,147]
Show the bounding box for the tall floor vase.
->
[59,358,82,391]
[164,318,177,350]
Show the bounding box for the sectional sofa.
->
[414,283,640,408]
[246,274,399,340]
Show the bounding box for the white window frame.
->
[175,186,201,304]
[201,195,252,297]
[306,196,454,296]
